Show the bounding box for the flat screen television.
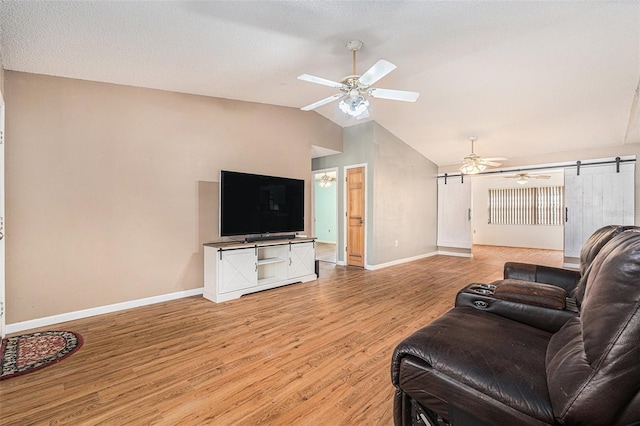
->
[220,170,305,237]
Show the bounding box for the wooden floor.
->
[315,242,337,263]
[0,246,562,425]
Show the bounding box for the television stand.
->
[245,234,295,243]
[203,238,317,303]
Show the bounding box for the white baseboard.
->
[366,251,439,271]
[5,288,204,335]
[437,250,473,258]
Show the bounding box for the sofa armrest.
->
[493,279,567,310]
[455,281,578,333]
[503,262,580,293]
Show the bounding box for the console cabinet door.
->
[288,242,315,278]
[219,248,257,293]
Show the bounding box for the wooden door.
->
[346,167,365,267]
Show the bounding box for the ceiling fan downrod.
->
[470,136,478,154]
[346,40,363,76]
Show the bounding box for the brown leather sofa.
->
[391,228,640,425]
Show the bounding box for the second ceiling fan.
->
[503,172,552,185]
[459,136,507,174]
[298,40,420,119]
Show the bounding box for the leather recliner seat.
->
[391,228,640,425]
[455,225,637,333]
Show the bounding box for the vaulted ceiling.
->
[1,1,638,167]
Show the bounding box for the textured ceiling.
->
[1,1,639,166]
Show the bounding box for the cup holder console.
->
[467,283,496,296]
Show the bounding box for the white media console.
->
[203,238,317,303]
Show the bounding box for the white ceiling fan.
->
[504,172,551,185]
[298,40,420,119]
[459,136,507,174]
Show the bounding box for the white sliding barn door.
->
[437,176,472,249]
[564,162,635,258]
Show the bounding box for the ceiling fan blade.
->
[358,59,396,86]
[531,175,551,179]
[478,161,502,167]
[481,157,508,162]
[503,175,521,179]
[297,74,344,89]
[368,88,420,102]
[300,94,343,111]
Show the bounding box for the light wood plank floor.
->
[0,245,563,425]
[315,242,337,263]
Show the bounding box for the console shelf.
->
[203,238,317,303]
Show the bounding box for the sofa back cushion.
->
[546,229,640,424]
[572,225,629,305]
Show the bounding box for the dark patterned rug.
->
[0,331,83,380]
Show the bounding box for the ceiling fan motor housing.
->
[346,40,363,52]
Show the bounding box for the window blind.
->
[489,186,564,225]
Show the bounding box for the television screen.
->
[220,170,305,237]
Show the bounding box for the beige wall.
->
[5,71,342,323]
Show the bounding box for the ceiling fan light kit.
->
[461,162,487,175]
[339,96,369,117]
[298,40,420,118]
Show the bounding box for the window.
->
[489,186,564,225]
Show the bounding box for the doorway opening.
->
[313,169,338,264]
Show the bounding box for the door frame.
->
[311,167,339,263]
[343,163,367,268]
[0,89,5,338]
